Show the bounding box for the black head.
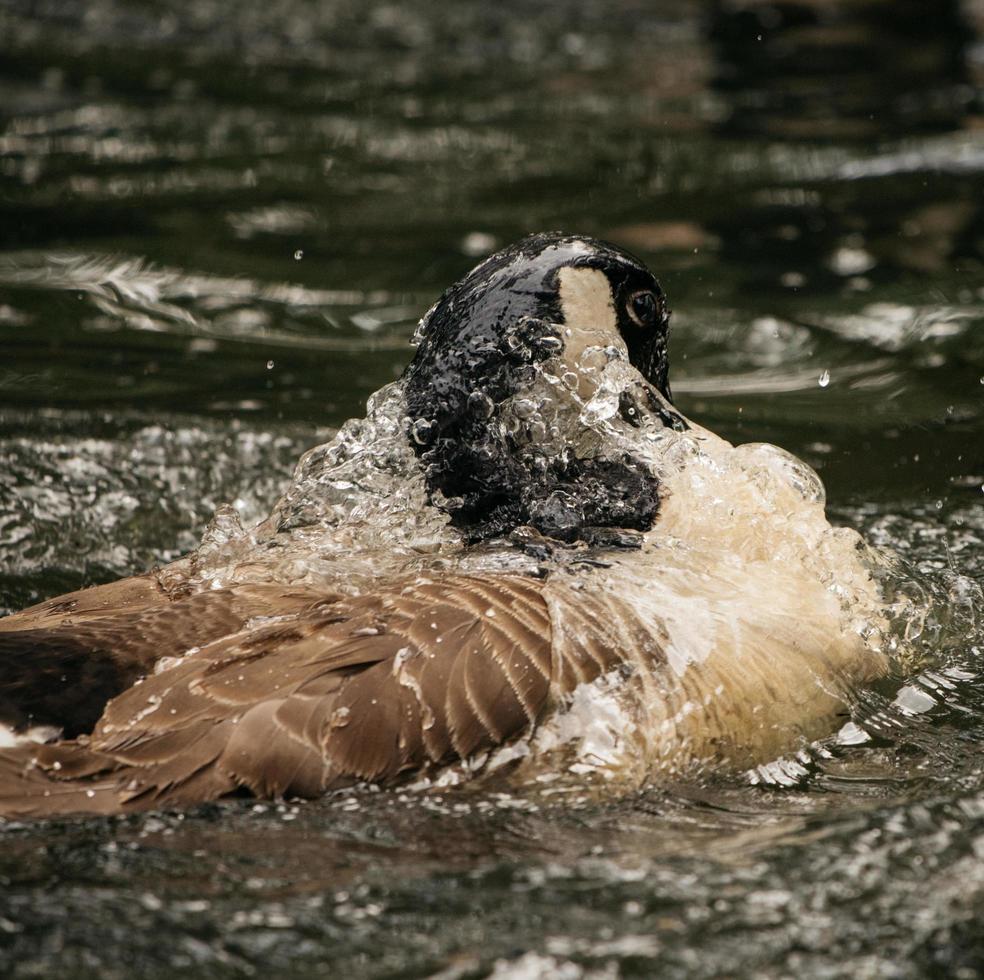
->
[403,232,684,543]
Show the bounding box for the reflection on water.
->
[0,0,983,977]
[711,0,978,138]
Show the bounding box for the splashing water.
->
[162,340,924,784]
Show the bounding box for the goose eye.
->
[628,290,659,327]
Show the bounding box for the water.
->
[1,0,983,976]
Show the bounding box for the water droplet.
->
[467,391,494,419]
[266,359,275,370]
[979,375,984,385]
[293,249,304,260]
[460,231,497,257]
[410,418,435,445]
[935,500,943,510]
[512,398,537,420]
[818,370,831,388]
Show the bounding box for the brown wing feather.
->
[0,744,131,818]
[221,700,331,798]
[0,579,331,737]
[0,573,574,817]
[0,571,175,633]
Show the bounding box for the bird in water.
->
[0,233,891,818]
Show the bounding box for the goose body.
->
[0,234,890,817]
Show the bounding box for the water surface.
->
[1,1,983,976]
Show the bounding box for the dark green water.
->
[1,1,983,976]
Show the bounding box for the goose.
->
[0,233,890,818]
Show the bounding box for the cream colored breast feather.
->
[0,233,896,818]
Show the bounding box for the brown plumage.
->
[0,574,649,818]
[0,575,321,737]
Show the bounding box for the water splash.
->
[153,339,926,781]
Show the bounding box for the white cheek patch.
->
[557,266,626,374]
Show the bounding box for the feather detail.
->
[0,574,575,816]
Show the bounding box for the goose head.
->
[403,233,687,544]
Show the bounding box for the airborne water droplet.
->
[410,418,435,445]
[513,398,537,420]
[293,249,304,260]
[467,391,494,419]
[266,360,275,370]
[818,370,831,388]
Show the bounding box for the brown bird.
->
[0,234,889,817]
